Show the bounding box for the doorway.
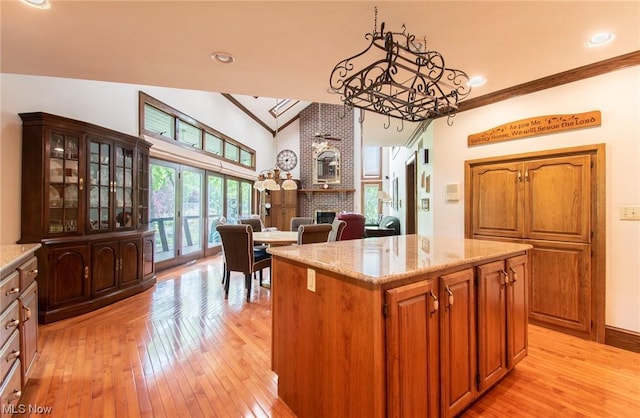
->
[405,153,417,234]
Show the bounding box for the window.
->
[177,120,202,148]
[144,104,174,139]
[362,147,382,179]
[140,91,255,169]
[362,182,382,224]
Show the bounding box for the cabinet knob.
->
[10,389,21,400]
[79,177,84,191]
[29,268,38,276]
[84,266,89,279]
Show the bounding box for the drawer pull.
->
[5,319,19,329]
[24,306,32,322]
[509,266,518,283]
[7,350,20,361]
[429,290,439,313]
[29,268,39,276]
[445,286,454,306]
[5,287,20,296]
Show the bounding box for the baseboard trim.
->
[605,326,640,353]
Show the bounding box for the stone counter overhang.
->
[268,235,532,289]
[0,243,42,276]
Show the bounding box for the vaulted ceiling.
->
[2,1,639,145]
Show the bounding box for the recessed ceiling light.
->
[211,51,235,64]
[468,76,486,87]
[20,0,51,9]
[585,32,616,47]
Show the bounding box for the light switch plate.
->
[620,206,640,220]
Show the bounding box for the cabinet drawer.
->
[0,360,21,418]
[0,331,20,387]
[0,273,20,312]
[17,257,38,291]
[0,302,20,349]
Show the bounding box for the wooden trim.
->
[605,326,640,353]
[455,51,640,114]
[223,93,300,137]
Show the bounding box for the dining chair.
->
[328,219,347,242]
[290,217,314,231]
[297,223,333,245]
[216,224,271,302]
[240,217,262,232]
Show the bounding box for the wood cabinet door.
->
[49,243,90,308]
[143,234,155,280]
[529,240,592,336]
[92,241,119,296]
[524,155,591,242]
[19,281,38,383]
[477,260,508,393]
[120,238,141,288]
[386,279,439,418]
[472,162,524,238]
[506,254,528,367]
[440,268,476,418]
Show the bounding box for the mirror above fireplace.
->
[312,143,340,185]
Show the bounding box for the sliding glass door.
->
[180,167,204,260]
[151,158,255,269]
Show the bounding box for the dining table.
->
[253,230,298,246]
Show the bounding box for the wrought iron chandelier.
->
[329,7,471,125]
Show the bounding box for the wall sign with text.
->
[468,110,601,146]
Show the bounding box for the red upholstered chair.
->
[336,212,366,240]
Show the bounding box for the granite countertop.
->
[268,235,531,286]
[0,243,41,276]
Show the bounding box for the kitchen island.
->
[268,235,531,418]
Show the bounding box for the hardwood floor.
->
[18,255,640,417]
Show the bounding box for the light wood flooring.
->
[17,256,640,417]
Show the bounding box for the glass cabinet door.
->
[115,145,134,230]
[137,150,149,228]
[48,133,80,234]
[88,140,111,231]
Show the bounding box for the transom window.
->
[139,91,255,169]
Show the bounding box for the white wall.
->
[390,67,640,332]
[0,74,277,245]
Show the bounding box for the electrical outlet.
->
[620,206,640,220]
[307,268,316,292]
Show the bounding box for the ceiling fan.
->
[314,103,342,141]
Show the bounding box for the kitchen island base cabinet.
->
[270,237,529,418]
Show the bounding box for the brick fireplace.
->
[298,103,355,218]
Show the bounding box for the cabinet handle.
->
[5,287,20,296]
[24,306,32,322]
[429,290,439,313]
[501,269,509,286]
[84,266,89,279]
[79,177,84,191]
[7,350,20,361]
[5,319,19,329]
[525,169,530,181]
[518,170,522,182]
[445,286,454,306]
[29,268,38,276]
[509,266,518,283]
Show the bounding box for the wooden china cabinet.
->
[19,112,156,324]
